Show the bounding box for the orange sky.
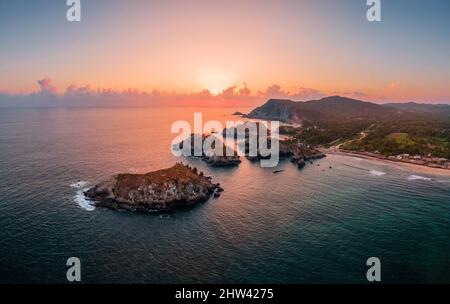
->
[1,1,449,103]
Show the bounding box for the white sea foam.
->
[74,188,95,211]
[70,181,88,188]
[407,175,432,181]
[370,170,386,176]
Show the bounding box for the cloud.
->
[66,84,92,95]
[218,86,238,99]
[257,84,325,100]
[238,84,251,96]
[37,78,57,95]
[291,86,325,100]
[210,83,253,99]
[2,78,448,107]
[0,78,328,107]
[258,84,287,98]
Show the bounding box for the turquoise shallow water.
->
[0,107,449,283]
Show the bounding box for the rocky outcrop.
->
[176,133,241,167]
[294,159,306,169]
[175,130,325,169]
[84,163,222,212]
[221,122,274,162]
[281,140,326,169]
[222,122,271,140]
[204,155,241,166]
[281,140,325,159]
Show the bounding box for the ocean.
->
[0,107,449,283]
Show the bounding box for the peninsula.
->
[247,96,450,171]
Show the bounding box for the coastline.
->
[324,149,450,177]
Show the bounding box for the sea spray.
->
[74,188,95,211]
[71,181,95,211]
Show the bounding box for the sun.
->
[197,71,234,95]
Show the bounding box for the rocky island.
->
[176,133,241,167]
[84,163,223,212]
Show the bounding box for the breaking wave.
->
[74,188,95,211]
[70,181,95,211]
[407,175,432,181]
[370,170,386,176]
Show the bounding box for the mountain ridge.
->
[246,96,450,124]
[384,102,450,117]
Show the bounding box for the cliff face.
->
[245,99,297,122]
[84,163,222,212]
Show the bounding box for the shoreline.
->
[324,149,450,177]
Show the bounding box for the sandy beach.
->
[325,149,450,177]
